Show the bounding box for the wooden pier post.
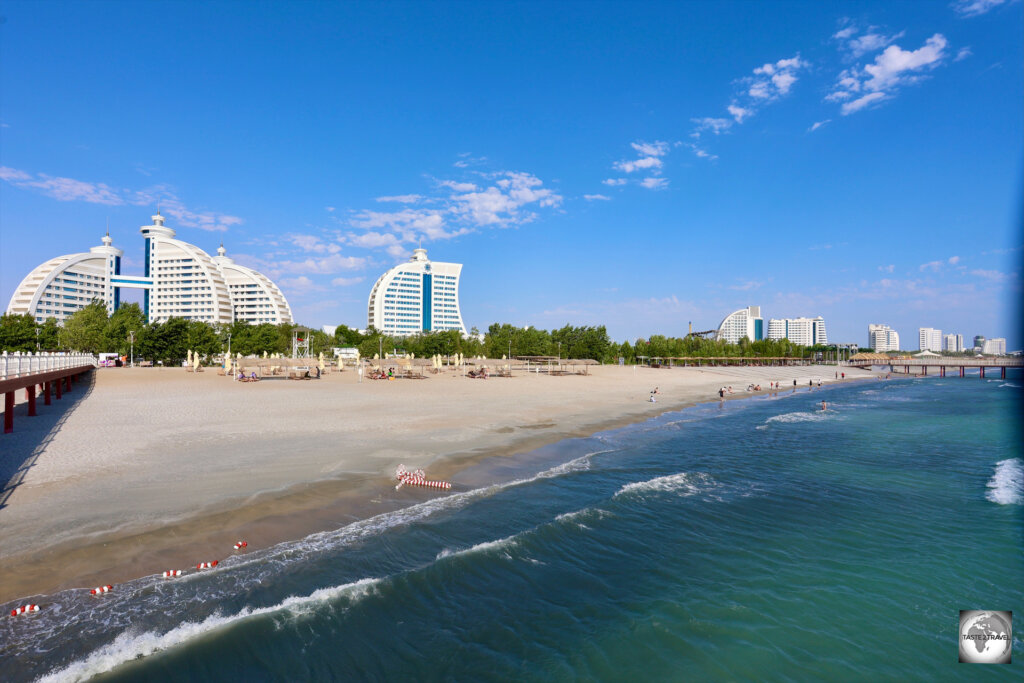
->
[4,391,13,433]
[26,385,36,417]
[43,381,51,405]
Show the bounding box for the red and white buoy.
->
[162,570,182,578]
[90,585,113,595]
[233,541,248,550]
[196,561,218,570]
[10,605,39,616]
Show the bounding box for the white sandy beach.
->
[0,362,876,600]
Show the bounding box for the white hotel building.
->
[716,306,764,344]
[767,316,828,346]
[868,324,901,352]
[367,248,466,336]
[6,213,292,326]
[943,333,964,353]
[918,327,942,352]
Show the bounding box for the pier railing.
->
[0,351,98,381]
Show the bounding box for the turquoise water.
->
[2,375,1022,681]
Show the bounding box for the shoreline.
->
[0,364,880,603]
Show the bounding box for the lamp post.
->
[128,330,135,367]
[36,326,40,352]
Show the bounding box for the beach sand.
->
[0,362,876,601]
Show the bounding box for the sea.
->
[2,373,1022,682]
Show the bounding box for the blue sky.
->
[1,0,1021,348]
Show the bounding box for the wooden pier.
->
[0,352,97,434]
[845,356,1023,379]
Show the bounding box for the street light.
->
[128,330,135,367]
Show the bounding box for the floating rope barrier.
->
[162,570,182,579]
[233,541,248,550]
[10,605,39,616]
[196,561,218,570]
[90,585,113,595]
[395,464,452,491]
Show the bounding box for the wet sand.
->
[0,362,876,602]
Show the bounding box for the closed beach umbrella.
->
[337,354,344,371]
[187,349,193,368]
[225,356,232,375]
[319,352,326,373]
[264,350,268,358]
[192,353,201,373]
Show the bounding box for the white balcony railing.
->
[0,351,99,381]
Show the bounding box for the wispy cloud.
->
[0,166,243,231]
[970,268,1016,282]
[330,276,365,287]
[878,264,896,273]
[278,276,326,293]
[919,255,961,272]
[809,120,831,132]
[613,140,669,173]
[584,194,611,201]
[640,177,668,190]
[827,33,949,115]
[833,21,905,59]
[952,0,1013,18]
[729,280,764,291]
[375,194,423,203]
[688,53,808,158]
[602,178,627,186]
[954,46,973,61]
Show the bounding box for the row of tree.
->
[0,302,819,365]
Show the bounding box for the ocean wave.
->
[761,411,830,427]
[435,534,520,561]
[998,382,1021,388]
[614,472,710,498]
[985,459,1023,505]
[36,578,381,683]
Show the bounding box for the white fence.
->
[1,351,99,381]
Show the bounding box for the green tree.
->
[186,320,221,360]
[0,313,38,352]
[38,317,61,351]
[333,324,364,346]
[104,303,147,355]
[60,300,109,352]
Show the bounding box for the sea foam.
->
[37,578,381,683]
[985,458,1023,505]
[615,472,710,498]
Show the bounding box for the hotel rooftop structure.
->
[367,248,466,336]
[6,213,292,326]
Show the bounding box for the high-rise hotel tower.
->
[6,213,292,326]
[367,248,466,336]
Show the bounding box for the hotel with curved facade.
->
[367,248,466,336]
[6,213,292,326]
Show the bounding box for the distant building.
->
[767,316,827,346]
[868,324,900,352]
[6,213,292,326]
[918,327,942,352]
[982,338,1006,356]
[367,248,466,336]
[943,333,964,353]
[716,306,764,344]
[974,335,986,350]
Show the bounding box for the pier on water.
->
[845,356,1023,379]
[0,352,97,434]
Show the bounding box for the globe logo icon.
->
[959,611,1012,664]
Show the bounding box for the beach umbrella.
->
[264,350,268,358]
[337,354,344,371]
[319,352,326,373]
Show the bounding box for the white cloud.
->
[841,92,888,115]
[691,117,732,135]
[948,255,961,265]
[584,194,611,201]
[727,104,752,123]
[747,55,808,100]
[438,180,477,192]
[809,120,831,131]
[630,141,669,157]
[919,259,947,272]
[346,231,402,249]
[878,264,896,273]
[952,0,1010,17]
[640,177,668,190]
[729,281,764,291]
[325,206,336,212]
[0,166,242,231]
[278,276,325,293]
[287,233,342,254]
[330,276,365,287]
[1,166,123,205]
[602,178,627,186]
[970,268,1015,282]
[687,144,718,161]
[830,34,949,115]
[375,194,423,203]
[277,253,367,275]
[613,140,670,173]
[954,47,972,61]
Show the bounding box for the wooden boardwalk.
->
[844,356,1023,378]
[1,353,97,434]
